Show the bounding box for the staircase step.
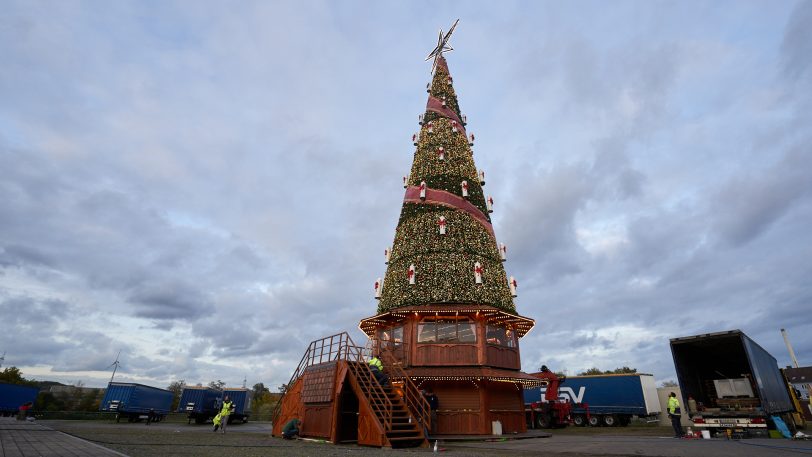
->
[391,420,417,425]
[387,423,420,430]
[387,435,425,442]
[387,429,422,435]
[388,418,419,427]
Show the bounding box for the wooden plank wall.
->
[414,344,478,365]
[304,404,333,438]
[485,346,520,370]
[272,377,305,436]
[487,382,526,434]
[433,381,485,434]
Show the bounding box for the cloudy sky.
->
[2,1,811,390]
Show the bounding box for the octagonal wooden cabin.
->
[360,304,540,435]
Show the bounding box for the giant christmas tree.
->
[360,22,539,436]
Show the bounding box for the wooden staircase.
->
[271,332,429,448]
[346,360,427,448]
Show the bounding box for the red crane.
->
[529,366,574,428]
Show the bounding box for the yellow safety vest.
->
[369,357,383,371]
[221,400,233,415]
[668,396,680,415]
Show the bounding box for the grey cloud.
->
[624,210,702,273]
[50,334,118,372]
[0,295,136,373]
[780,1,812,81]
[128,280,214,320]
[502,163,593,281]
[615,168,646,199]
[0,296,69,328]
[709,146,812,247]
[0,244,54,269]
[2,2,811,390]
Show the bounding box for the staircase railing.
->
[370,339,431,434]
[271,332,353,423]
[271,332,396,433]
[344,345,394,432]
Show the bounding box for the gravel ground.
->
[43,420,432,457]
[40,421,812,457]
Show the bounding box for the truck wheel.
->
[537,413,551,429]
[573,415,587,427]
[588,415,601,427]
[603,415,617,427]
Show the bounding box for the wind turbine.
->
[108,350,121,384]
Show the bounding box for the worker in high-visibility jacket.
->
[368,354,389,386]
[668,392,684,438]
[212,396,235,434]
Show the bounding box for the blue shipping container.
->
[177,387,220,414]
[0,382,39,415]
[223,388,251,422]
[178,387,221,424]
[100,382,173,421]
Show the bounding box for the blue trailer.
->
[524,373,661,427]
[99,382,173,423]
[0,382,39,417]
[222,388,251,424]
[177,387,221,424]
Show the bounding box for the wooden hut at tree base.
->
[272,36,540,447]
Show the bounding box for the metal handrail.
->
[271,332,396,433]
[370,338,431,434]
[345,343,394,431]
[271,332,352,423]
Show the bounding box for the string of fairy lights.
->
[359,306,534,337]
[376,54,518,316]
[408,117,484,215]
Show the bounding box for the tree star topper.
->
[425,19,460,72]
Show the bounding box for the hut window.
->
[417,321,437,343]
[378,325,404,346]
[486,324,516,347]
[418,318,477,343]
[458,320,476,342]
[436,320,457,342]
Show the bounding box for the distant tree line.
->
[577,366,637,376]
[3,366,281,415]
[0,367,37,386]
[2,366,104,411]
[163,380,280,418]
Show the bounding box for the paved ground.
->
[446,434,812,456]
[2,417,812,456]
[0,419,126,457]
